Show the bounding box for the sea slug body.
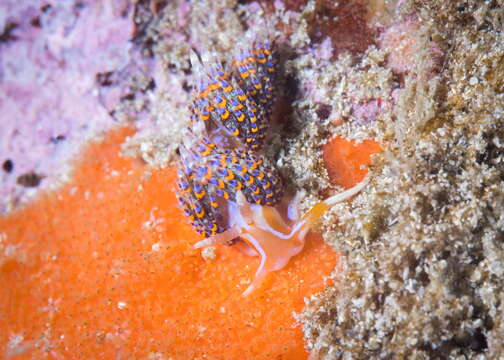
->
[176,37,367,295]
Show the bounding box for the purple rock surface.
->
[0,0,134,212]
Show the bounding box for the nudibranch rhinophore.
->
[176,37,368,295]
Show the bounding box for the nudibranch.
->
[176,37,368,295]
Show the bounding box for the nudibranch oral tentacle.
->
[194,177,369,296]
[176,36,369,295]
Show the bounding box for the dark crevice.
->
[0,22,18,44]
[3,160,13,173]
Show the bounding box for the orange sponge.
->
[323,137,382,189]
[1,127,338,359]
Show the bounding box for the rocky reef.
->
[2,0,503,358]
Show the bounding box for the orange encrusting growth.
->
[323,137,382,189]
[1,127,339,359]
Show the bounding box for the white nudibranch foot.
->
[194,176,370,295]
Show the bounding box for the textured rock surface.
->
[299,1,504,358]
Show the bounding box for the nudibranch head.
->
[194,179,369,295]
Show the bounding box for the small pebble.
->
[201,247,217,260]
[117,301,127,310]
[3,159,13,173]
[17,172,43,187]
[316,103,333,120]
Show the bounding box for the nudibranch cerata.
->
[176,37,368,295]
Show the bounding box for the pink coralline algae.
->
[352,99,382,124]
[0,1,135,212]
[380,18,421,74]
